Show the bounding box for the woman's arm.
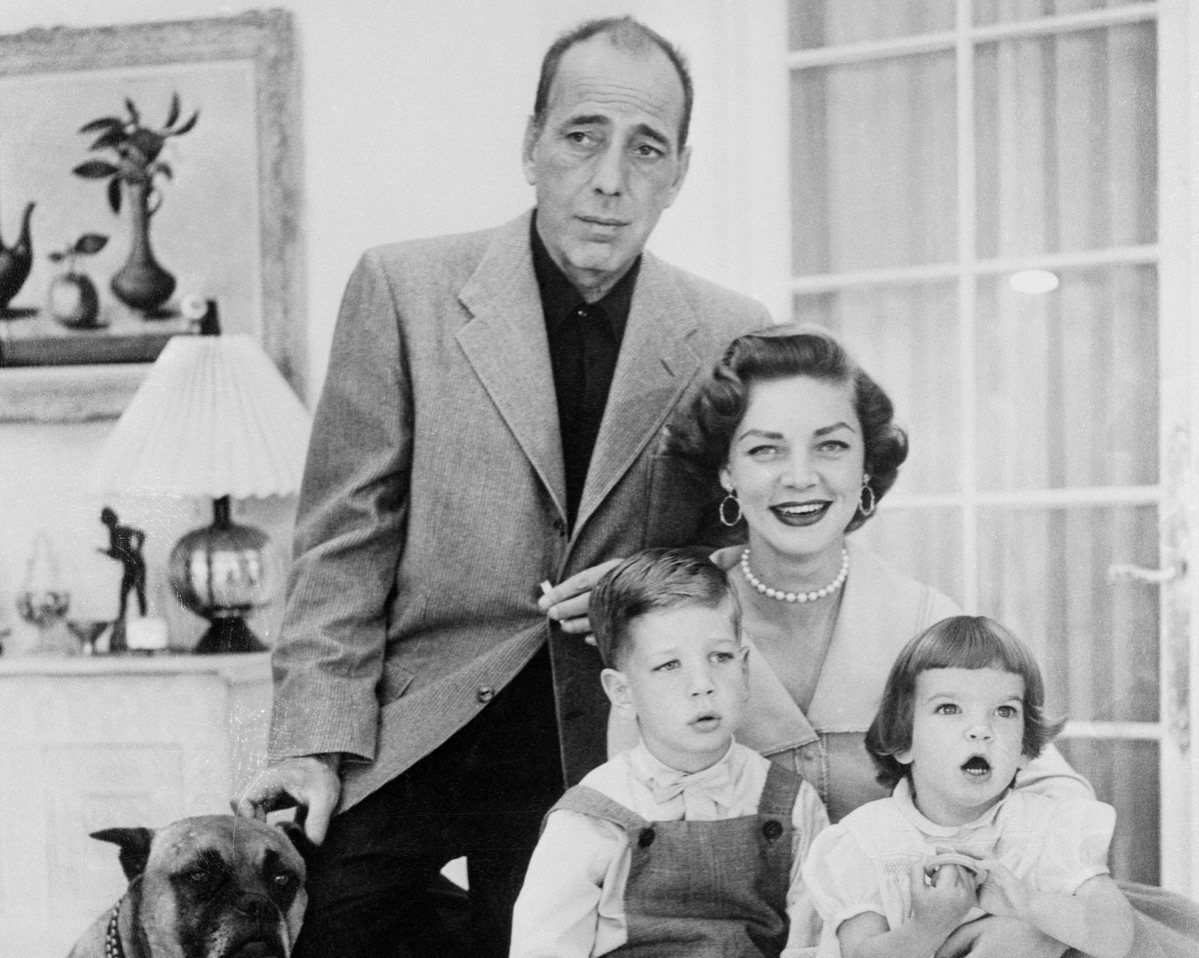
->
[1015,743,1095,801]
[977,864,1135,958]
[782,780,832,956]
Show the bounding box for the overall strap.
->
[758,761,804,819]
[544,784,646,835]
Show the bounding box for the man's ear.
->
[522,116,541,186]
[601,668,636,716]
[661,143,692,209]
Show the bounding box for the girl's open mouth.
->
[961,755,992,778]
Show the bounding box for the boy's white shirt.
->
[509,739,829,958]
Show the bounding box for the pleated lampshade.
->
[93,305,311,654]
[93,332,310,497]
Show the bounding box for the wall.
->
[0,0,788,650]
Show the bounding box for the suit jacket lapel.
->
[575,252,701,531]
[456,213,567,519]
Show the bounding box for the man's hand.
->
[935,915,1069,958]
[538,558,624,641]
[233,754,341,845]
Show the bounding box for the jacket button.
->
[476,686,495,704]
[762,820,783,841]
[638,827,655,848]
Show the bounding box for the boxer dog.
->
[68,814,311,958]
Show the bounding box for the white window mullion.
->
[957,0,979,613]
[785,4,1159,71]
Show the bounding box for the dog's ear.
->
[276,821,317,868]
[91,827,154,881]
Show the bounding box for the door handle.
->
[1106,561,1186,585]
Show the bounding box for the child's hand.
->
[909,858,978,936]
[973,858,1034,920]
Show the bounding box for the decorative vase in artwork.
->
[110,179,175,315]
[72,92,198,317]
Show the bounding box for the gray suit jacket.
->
[268,211,770,812]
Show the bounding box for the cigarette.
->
[540,580,553,595]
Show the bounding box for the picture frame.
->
[0,10,305,422]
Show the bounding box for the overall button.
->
[761,819,783,841]
[476,686,495,704]
[638,827,655,848]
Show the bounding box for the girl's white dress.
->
[801,777,1116,957]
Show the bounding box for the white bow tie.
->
[649,762,734,820]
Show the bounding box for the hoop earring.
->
[719,491,742,527]
[859,476,877,518]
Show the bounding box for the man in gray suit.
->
[238,16,769,957]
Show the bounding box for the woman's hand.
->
[974,858,1034,919]
[538,558,624,642]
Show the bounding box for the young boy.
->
[510,548,828,958]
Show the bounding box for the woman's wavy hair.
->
[865,615,1066,790]
[669,323,906,532]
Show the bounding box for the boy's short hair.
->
[590,548,740,668]
[865,615,1066,790]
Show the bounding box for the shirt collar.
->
[628,738,740,790]
[530,210,638,341]
[892,776,1011,837]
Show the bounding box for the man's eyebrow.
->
[560,113,610,128]
[558,115,673,150]
[633,123,670,148]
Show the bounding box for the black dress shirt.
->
[531,215,640,529]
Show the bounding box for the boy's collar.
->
[629,738,738,785]
[630,739,742,814]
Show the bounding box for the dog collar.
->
[105,900,126,958]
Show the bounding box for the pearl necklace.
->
[740,547,849,603]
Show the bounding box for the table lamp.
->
[93,302,311,653]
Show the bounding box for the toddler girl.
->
[802,615,1134,958]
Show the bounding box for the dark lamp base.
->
[192,617,267,655]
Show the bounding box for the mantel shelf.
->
[0,650,270,682]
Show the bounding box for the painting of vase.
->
[0,12,305,424]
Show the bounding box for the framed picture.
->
[0,10,305,421]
